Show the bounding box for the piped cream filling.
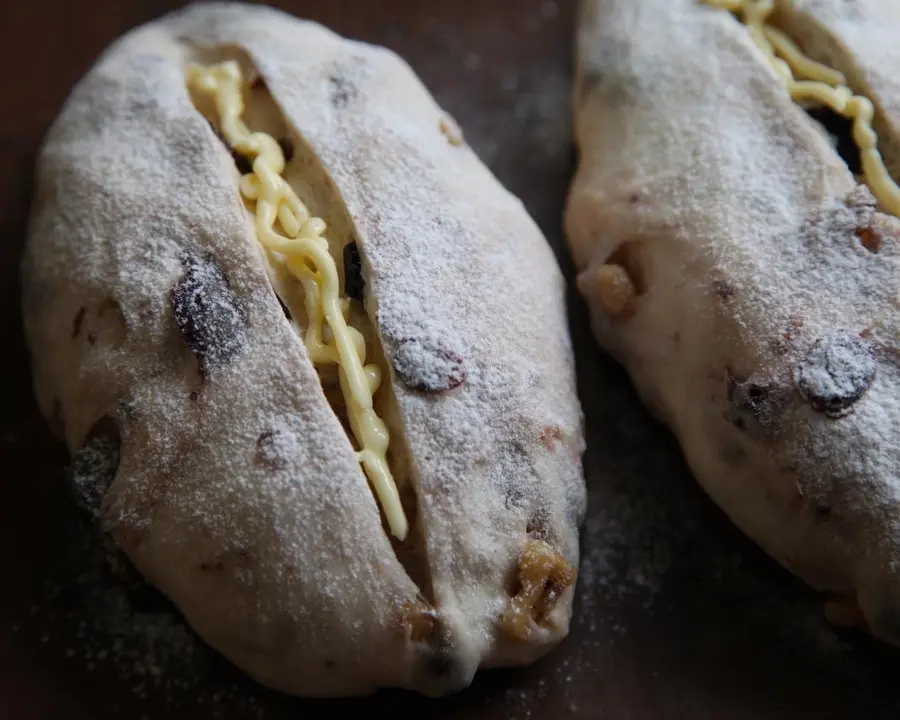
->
[187,61,409,541]
[703,0,900,216]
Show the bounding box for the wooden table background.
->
[2,0,899,718]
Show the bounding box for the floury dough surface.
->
[20,1,586,699]
[7,1,900,718]
[567,0,900,649]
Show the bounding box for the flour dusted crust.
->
[21,2,586,697]
[567,0,900,644]
[773,0,900,177]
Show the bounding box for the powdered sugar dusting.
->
[796,330,876,416]
[21,0,586,700]
[13,0,900,715]
[568,0,900,649]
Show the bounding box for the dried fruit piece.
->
[439,116,464,146]
[278,137,294,163]
[726,371,787,436]
[329,75,356,108]
[392,336,466,393]
[172,253,248,376]
[713,278,736,299]
[255,429,289,470]
[796,331,876,418]
[72,307,86,338]
[277,295,293,320]
[501,540,576,640]
[343,241,365,302]
[592,263,636,318]
[398,600,438,643]
[208,120,252,174]
[231,149,252,175]
[807,107,861,175]
[857,226,881,253]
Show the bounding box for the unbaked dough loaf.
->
[567,0,900,643]
[21,1,586,698]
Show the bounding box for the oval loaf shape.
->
[21,1,586,698]
[568,0,900,647]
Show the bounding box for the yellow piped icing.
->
[703,0,900,217]
[187,61,409,541]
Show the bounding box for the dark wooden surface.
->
[2,0,900,718]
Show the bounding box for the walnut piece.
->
[439,116,464,146]
[501,540,576,640]
[398,600,437,643]
[593,263,637,319]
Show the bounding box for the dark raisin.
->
[278,137,294,163]
[504,483,525,510]
[72,307,86,338]
[526,507,551,540]
[207,120,253,174]
[256,430,287,469]
[70,416,121,518]
[392,336,466,393]
[277,295,293,320]
[713,279,736,300]
[747,383,767,400]
[343,242,365,302]
[727,372,784,435]
[117,399,138,420]
[231,149,253,175]
[329,75,356,108]
[806,107,862,175]
[796,331,876,418]
[172,253,248,377]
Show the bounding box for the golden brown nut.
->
[501,540,577,641]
